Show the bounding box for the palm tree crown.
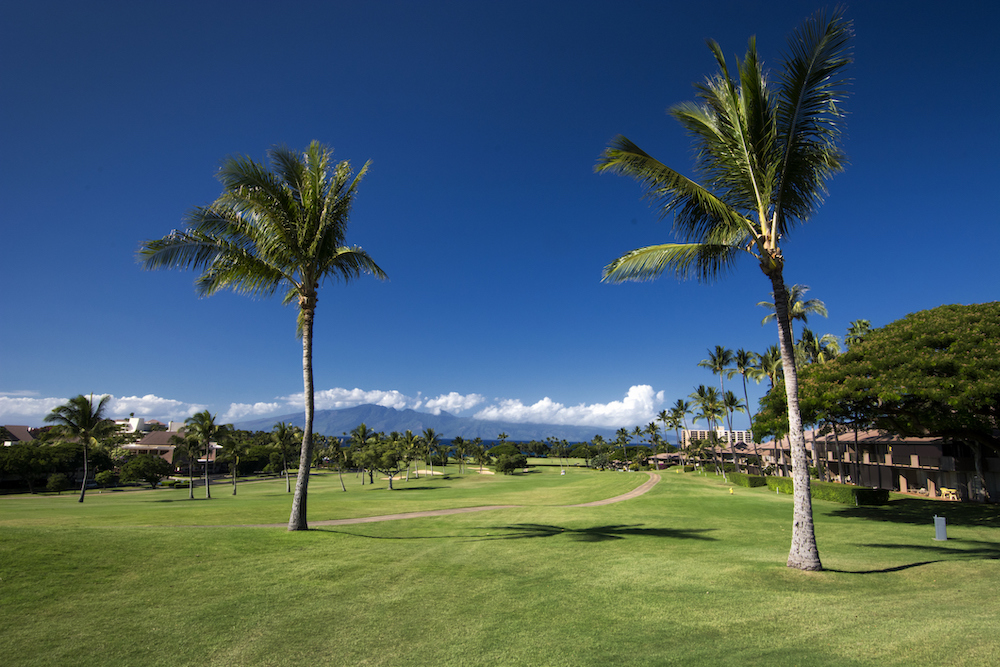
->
[758,284,828,330]
[596,10,851,571]
[139,142,386,530]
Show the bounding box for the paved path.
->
[230,471,660,528]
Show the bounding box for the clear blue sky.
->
[2,1,998,431]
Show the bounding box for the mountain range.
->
[234,404,627,443]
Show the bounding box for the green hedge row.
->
[765,477,889,505]
[728,472,768,488]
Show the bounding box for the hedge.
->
[765,477,889,505]
[728,472,767,488]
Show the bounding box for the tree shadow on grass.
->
[825,538,1000,574]
[472,523,718,543]
[312,523,717,543]
[829,497,1000,528]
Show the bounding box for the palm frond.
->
[602,241,750,284]
[773,8,853,233]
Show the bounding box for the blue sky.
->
[2,1,998,432]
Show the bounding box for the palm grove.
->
[19,10,967,572]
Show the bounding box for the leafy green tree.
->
[47,472,71,495]
[349,423,378,485]
[44,394,120,503]
[139,142,387,531]
[596,10,851,570]
[778,303,1000,500]
[495,453,528,475]
[471,437,491,472]
[95,469,117,489]
[121,455,173,489]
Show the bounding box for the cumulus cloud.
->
[0,393,207,426]
[221,402,284,423]
[423,392,485,415]
[473,385,666,428]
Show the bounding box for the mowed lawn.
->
[2,466,999,666]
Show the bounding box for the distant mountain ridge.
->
[234,404,624,443]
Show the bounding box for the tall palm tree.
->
[690,385,725,473]
[421,428,440,476]
[272,422,299,493]
[757,284,828,334]
[595,9,852,570]
[139,142,387,531]
[731,348,765,471]
[44,394,119,503]
[796,327,841,365]
[170,432,198,499]
[184,411,229,500]
[699,345,735,445]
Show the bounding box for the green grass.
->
[2,466,999,666]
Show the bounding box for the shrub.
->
[95,470,118,488]
[495,453,527,475]
[47,473,71,494]
[121,455,173,488]
[683,465,695,472]
[765,476,890,505]
[490,443,521,459]
[728,472,768,488]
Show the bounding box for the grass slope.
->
[2,467,998,666]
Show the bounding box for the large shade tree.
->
[596,10,852,570]
[44,394,120,503]
[140,142,386,530]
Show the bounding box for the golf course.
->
[2,464,998,666]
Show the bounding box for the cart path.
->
[223,471,660,528]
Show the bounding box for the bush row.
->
[728,472,768,488]
[764,476,889,505]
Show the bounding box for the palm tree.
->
[731,348,765,471]
[184,411,229,500]
[757,284,828,333]
[597,10,850,569]
[400,430,420,480]
[421,428,440,476]
[44,394,119,503]
[845,318,872,348]
[758,345,784,389]
[699,345,735,445]
[272,422,299,493]
[690,385,724,474]
[722,390,747,471]
[139,142,387,531]
[350,423,377,485]
[170,432,198,499]
[796,327,841,365]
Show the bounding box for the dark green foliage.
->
[495,453,528,475]
[121,455,173,488]
[94,470,117,488]
[490,443,521,459]
[46,473,71,494]
[683,465,695,472]
[728,472,768,488]
[765,476,889,505]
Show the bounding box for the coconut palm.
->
[597,10,850,569]
[184,411,229,500]
[757,284,828,333]
[44,394,119,503]
[170,432,199,499]
[758,345,784,389]
[272,422,300,493]
[699,345,735,444]
[845,318,872,348]
[796,327,841,365]
[730,348,765,471]
[421,428,441,476]
[139,142,386,530]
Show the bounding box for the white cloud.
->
[473,385,666,428]
[221,402,284,423]
[423,392,485,415]
[0,393,207,426]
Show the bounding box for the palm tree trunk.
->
[771,276,822,571]
[78,443,88,503]
[288,298,316,531]
[188,459,194,499]
[205,451,211,499]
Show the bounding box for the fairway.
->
[2,467,998,666]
